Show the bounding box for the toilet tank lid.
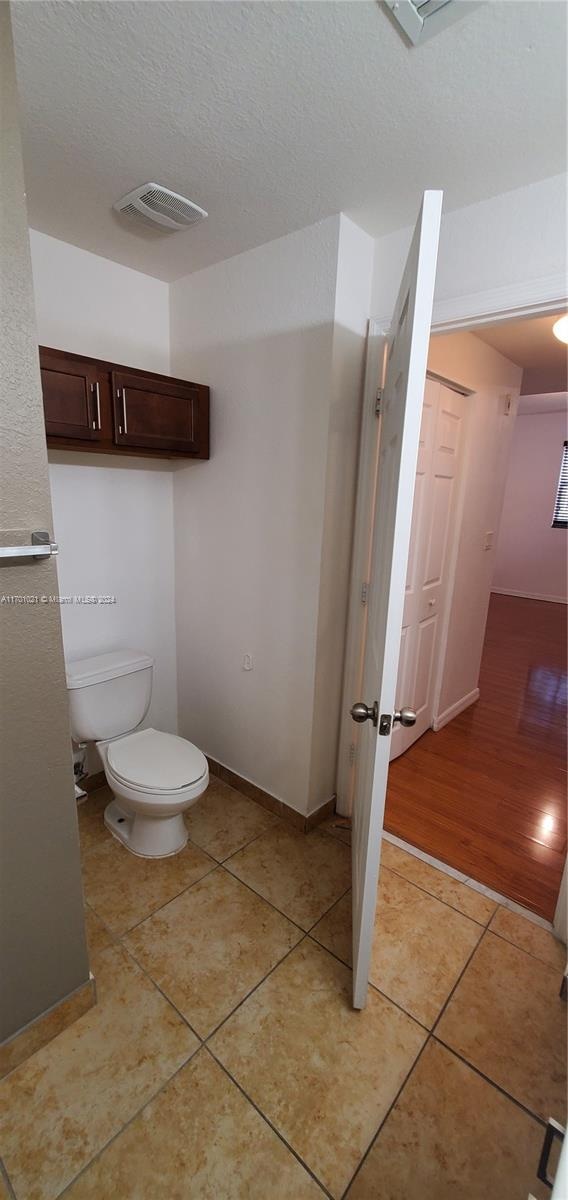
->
[66,650,154,690]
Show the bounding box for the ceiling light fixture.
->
[552,315,568,345]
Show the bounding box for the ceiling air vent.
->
[384,0,481,46]
[114,183,207,230]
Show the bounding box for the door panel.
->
[391,382,467,759]
[425,473,453,584]
[351,191,442,1008]
[112,371,203,453]
[414,616,437,715]
[40,354,100,441]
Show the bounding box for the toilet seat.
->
[106,727,207,794]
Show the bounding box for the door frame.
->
[337,270,568,929]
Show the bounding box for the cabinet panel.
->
[40,353,101,441]
[112,371,207,454]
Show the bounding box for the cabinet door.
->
[111,371,207,454]
[40,350,102,441]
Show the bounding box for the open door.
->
[351,191,442,1008]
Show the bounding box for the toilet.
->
[66,649,208,859]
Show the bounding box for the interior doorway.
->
[339,307,568,924]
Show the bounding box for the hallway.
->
[385,594,567,921]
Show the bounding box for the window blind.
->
[552,440,568,529]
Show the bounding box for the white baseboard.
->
[433,688,480,732]
[491,588,567,605]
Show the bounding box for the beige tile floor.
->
[0,780,565,1200]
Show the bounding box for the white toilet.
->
[66,649,208,859]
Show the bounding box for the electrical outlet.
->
[243,654,253,671]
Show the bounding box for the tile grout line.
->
[217,863,310,935]
[314,826,502,929]
[304,932,432,1037]
[215,816,282,865]
[63,796,556,1196]
[56,1045,202,1199]
[220,854,352,939]
[339,1036,432,1199]
[429,925,565,1122]
[485,924,567,972]
[37,936,311,1197]
[205,1046,333,1199]
[381,836,514,928]
[57,935,324,1199]
[0,1156,16,1200]
[432,924,565,1043]
[85,858,219,938]
[338,870,562,1196]
[378,863,495,929]
[82,796,351,945]
[383,829,558,926]
[82,789,283,933]
[116,938,204,1044]
[96,858,443,1200]
[17,837,559,1199]
[430,1036,550,1130]
[430,923,489,1037]
[202,933,309,1044]
[305,881,354,934]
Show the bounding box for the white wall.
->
[170,216,373,815]
[371,175,566,317]
[30,231,178,738]
[426,331,522,725]
[30,230,169,372]
[493,409,568,604]
[48,457,177,734]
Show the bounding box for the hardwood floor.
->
[385,593,567,921]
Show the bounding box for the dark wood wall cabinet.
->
[39,347,209,460]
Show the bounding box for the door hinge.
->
[348,742,356,765]
[375,388,383,416]
[379,713,392,736]
[360,581,369,605]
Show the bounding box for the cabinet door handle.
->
[91,382,101,430]
[117,387,128,436]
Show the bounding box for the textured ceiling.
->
[12,0,567,281]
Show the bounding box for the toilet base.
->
[104,800,188,859]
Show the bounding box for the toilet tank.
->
[66,650,154,743]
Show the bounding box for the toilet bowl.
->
[99,728,208,857]
[66,650,209,859]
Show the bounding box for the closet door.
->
[390,380,467,759]
[40,349,102,441]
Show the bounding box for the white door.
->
[391,380,467,759]
[351,190,442,1009]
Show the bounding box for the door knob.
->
[393,707,416,727]
[350,701,379,727]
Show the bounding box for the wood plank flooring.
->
[385,593,567,921]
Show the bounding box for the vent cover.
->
[384,0,481,46]
[114,183,207,230]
